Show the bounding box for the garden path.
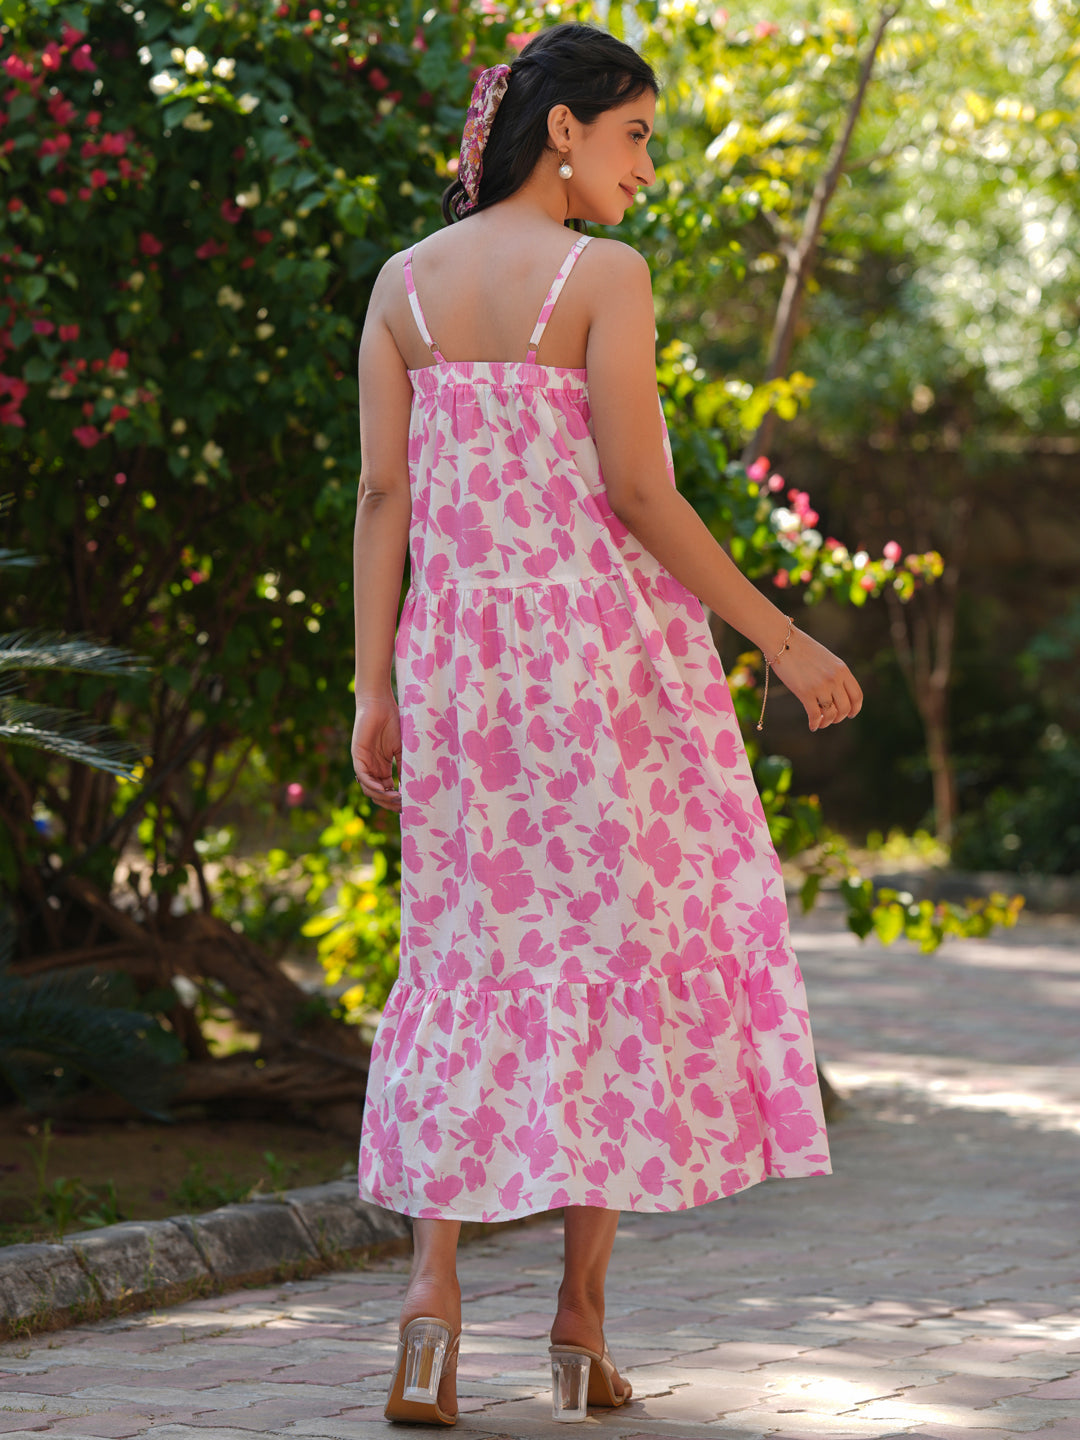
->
[1,905,1078,1439]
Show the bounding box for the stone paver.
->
[0,906,1077,1438]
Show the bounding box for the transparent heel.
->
[550,1350,591,1422]
[401,1320,449,1405]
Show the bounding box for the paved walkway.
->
[1,905,1078,1439]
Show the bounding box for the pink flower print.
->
[567,891,601,924]
[583,1159,608,1186]
[424,550,451,591]
[462,1156,487,1191]
[514,1117,559,1178]
[643,1101,694,1165]
[433,949,471,989]
[543,804,572,831]
[505,995,549,1063]
[564,698,603,753]
[635,1154,667,1196]
[462,605,506,667]
[613,701,650,769]
[713,727,740,767]
[505,489,531,528]
[632,882,656,920]
[545,835,574,873]
[585,818,630,871]
[471,844,535,913]
[629,659,654,697]
[742,894,787,949]
[546,769,578,802]
[596,869,619,906]
[638,817,682,887]
[524,546,559,578]
[760,1085,819,1153]
[411,893,445,925]
[437,499,493,567]
[600,1140,625,1174]
[497,1171,525,1213]
[783,1046,817,1086]
[650,778,680,816]
[419,1114,442,1153]
[682,894,709,933]
[507,808,541,846]
[527,713,555,752]
[521,928,557,969]
[607,937,652,978]
[467,461,499,499]
[458,1103,506,1158]
[615,1035,644,1074]
[394,1086,419,1124]
[685,795,713,832]
[590,1088,635,1139]
[690,1082,726,1118]
[572,751,595,787]
[493,1051,520,1090]
[424,1173,465,1206]
[448,392,484,444]
[743,968,788,1030]
[461,724,521,791]
[408,772,442,805]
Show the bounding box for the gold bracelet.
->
[756,615,794,732]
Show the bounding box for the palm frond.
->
[0,966,183,1119]
[0,697,143,777]
[0,631,148,676]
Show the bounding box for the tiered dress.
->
[358,235,831,1222]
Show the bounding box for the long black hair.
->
[442,23,658,225]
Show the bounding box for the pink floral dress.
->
[358,235,831,1221]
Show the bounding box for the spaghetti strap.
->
[402,248,446,363]
[525,235,592,364]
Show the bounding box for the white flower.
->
[171,418,187,435]
[149,71,178,96]
[216,284,244,311]
[128,270,145,292]
[212,56,236,80]
[280,219,298,238]
[236,93,260,114]
[202,440,224,467]
[255,322,275,340]
[236,183,261,208]
[313,432,330,451]
[183,47,208,75]
[181,112,214,132]
[852,550,869,569]
[137,45,153,65]
[170,46,186,64]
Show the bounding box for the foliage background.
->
[0,0,1069,1107]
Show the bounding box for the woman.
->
[352,22,861,1427]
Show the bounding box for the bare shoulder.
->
[368,249,411,313]
[580,236,652,287]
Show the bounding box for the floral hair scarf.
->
[456,63,512,216]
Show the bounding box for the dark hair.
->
[442,23,658,225]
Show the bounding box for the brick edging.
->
[1,1181,445,1340]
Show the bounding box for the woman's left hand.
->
[351,693,402,811]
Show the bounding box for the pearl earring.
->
[558,157,574,180]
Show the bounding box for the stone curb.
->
[0,1179,415,1340]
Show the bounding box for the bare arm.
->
[351,259,413,808]
[586,245,861,730]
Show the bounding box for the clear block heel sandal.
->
[385,1316,460,1426]
[549,1335,631,1422]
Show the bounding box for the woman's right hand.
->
[771,626,863,732]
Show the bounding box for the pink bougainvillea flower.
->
[220,199,243,224]
[3,56,35,82]
[98,132,126,156]
[755,20,780,38]
[367,67,389,90]
[138,231,163,255]
[47,187,68,204]
[32,320,55,335]
[747,455,769,481]
[106,348,129,371]
[859,574,876,591]
[70,44,96,73]
[41,42,63,71]
[7,198,24,213]
[109,404,130,422]
[286,781,304,805]
[253,228,273,245]
[767,473,784,492]
[48,97,77,127]
[773,570,790,588]
[115,472,127,485]
[77,187,92,201]
[72,424,101,447]
[883,540,902,562]
[195,238,227,260]
[85,109,102,127]
[61,23,86,47]
[90,168,108,189]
